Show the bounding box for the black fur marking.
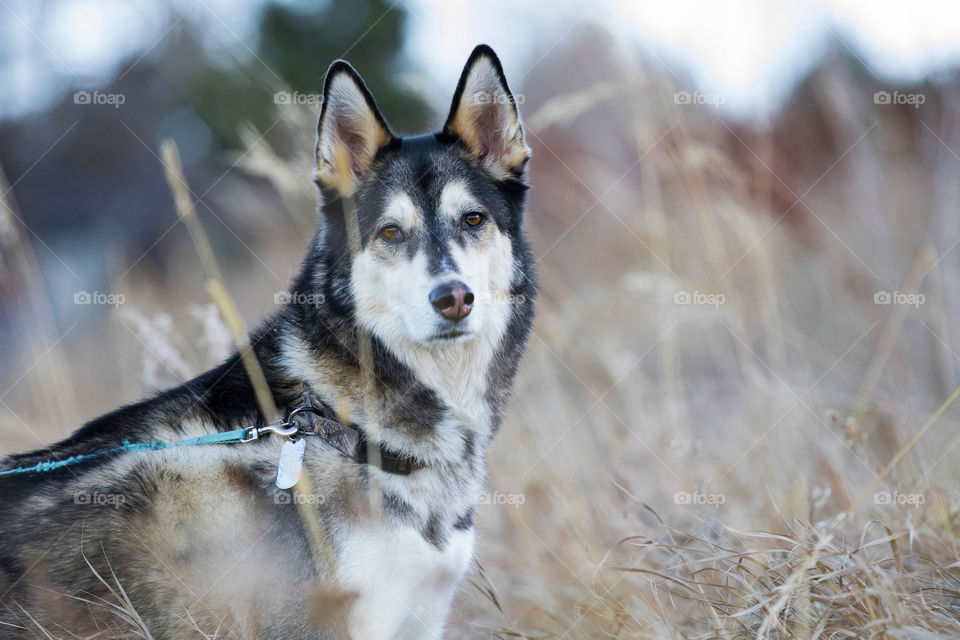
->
[422,512,446,549]
[462,432,477,473]
[453,507,475,530]
[0,554,23,586]
[382,491,415,521]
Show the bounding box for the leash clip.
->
[239,401,326,443]
[240,421,300,442]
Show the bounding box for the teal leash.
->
[0,401,422,477]
[0,423,293,477]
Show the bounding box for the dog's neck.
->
[273,312,507,468]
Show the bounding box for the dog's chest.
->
[336,522,475,639]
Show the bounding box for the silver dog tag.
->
[275,438,306,489]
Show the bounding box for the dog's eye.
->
[463,212,485,227]
[380,225,402,241]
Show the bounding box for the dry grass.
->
[4,29,960,639]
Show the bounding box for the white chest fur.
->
[337,523,475,639]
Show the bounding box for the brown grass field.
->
[3,26,960,639]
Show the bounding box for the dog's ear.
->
[443,45,530,179]
[315,61,395,194]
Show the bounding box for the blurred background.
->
[4,0,960,636]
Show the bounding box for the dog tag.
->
[275,438,306,489]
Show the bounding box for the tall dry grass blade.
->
[525,81,636,131]
[205,280,278,421]
[851,246,935,424]
[852,382,960,515]
[333,144,383,500]
[160,140,277,422]
[159,142,222,284]
[14,603,56,640]
[0,163,78,437]
[620,52,686,435]
[237,123,316,238]
[159,140,338,582]
[925,246,957,395]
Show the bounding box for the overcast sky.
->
[3,0,960,120]
[406,0,960,115]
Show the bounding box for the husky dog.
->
[0,45,535,639]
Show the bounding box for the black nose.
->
[429,281,474,322]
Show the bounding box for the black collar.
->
[285,386,425,476]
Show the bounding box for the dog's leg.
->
[339,523,475,639]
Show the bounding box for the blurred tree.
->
[185,0,428,150]
[0,0,430,283]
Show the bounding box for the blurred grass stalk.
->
[159,140,338,576]
[0,164,78,439]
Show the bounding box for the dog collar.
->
[275,387,426,476]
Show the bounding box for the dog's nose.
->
[429,281,474,322]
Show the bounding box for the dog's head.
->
[313,45,531,348]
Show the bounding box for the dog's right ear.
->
[315,61,395,195]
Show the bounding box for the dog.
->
[0,44,536,639]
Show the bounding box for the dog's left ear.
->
[315,61,395,194]
[443,45,530,179]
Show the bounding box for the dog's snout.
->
[429,281,474,322]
